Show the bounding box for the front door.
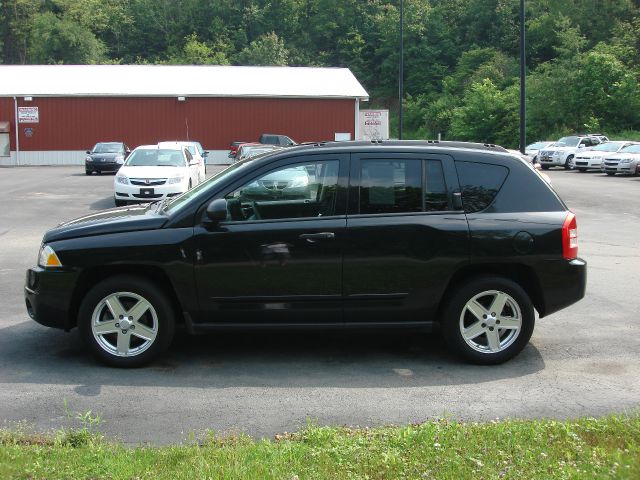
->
[193,154,348,325]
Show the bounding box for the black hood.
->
[44,204,168,243]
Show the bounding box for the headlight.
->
[114,155,124,163]
[85,156,92,162]
[167,176,184,184]
[38,245,63,268]
[289,176,309,188]
[116,175,129,184]
[621,158,631,164]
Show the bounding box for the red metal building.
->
[0,65,369,166]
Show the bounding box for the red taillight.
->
[562,212,578,260]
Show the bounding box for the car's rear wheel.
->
[78,276,175,367]
[578,168,587,172]
[442,276,534,365]
[541,165,550,170]
[564,156,575,170]
[606,172,616,176]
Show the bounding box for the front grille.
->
[604,160,620,167]
[132,193,162,199]
[130,178,167,186]
[576,161,588,166]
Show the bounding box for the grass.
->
[0,415,639,479]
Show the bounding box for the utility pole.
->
[399,0,404,140]
[519,0,526,154]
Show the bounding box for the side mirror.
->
[578,144,585,148]
[189,160,199,166]
[204,151,209,157]
[205,198,227,223]
[86,150,91,154]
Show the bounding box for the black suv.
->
[85,142,130,175]
[25,141,586,367]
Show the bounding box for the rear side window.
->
[456,161,508,213]
[360,160,422,214]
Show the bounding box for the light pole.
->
[399,0,404,140]
[519,0,526,154]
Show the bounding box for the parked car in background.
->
[574,141,635,172]
[525,141,554,162]
[236,143,282,161]
[26,140,586,367]
[602,143,640,176]
[113,145,201,206]
[259,134,296,146]
[158,141,207,181]
[228,140,249,159]
[85,142,130,175]
[539,135,604,170]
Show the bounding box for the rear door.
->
[343,153,469,323]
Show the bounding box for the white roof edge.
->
[0,65,369,99]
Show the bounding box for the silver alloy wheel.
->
[459,290,522,354]
[566,156,575,169]
[91,291,158,357]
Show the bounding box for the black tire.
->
[564,155,575,170]
[577,168,587,172]
[541,165,550,170]
[78,275,175,367]
[606,172,616,176]
[85,170,92,175]
[114,198,127,207]
[441,276,535,365]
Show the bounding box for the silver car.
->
[602,143,640,176]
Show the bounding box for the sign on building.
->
[18,107,39,123]
[358,109,389,141]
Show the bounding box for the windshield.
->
[93,142,122,153]
[125,149,185,167]
[592,142,624,152]
[554,136,581,148]
[620,144,640,154]
[165,160,254,214]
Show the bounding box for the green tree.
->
[235,31,288,65]
[29,11,106,64]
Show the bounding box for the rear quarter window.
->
[455,161,508,213]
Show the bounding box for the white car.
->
[538,135,604,170]
[602,143,640,176]
[158,141,207,182]
[114,145,202,206]
[524,141,553,162]
[574,141,635,172]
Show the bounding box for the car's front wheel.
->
[78,276,175,367]
[541,165,550,170]
[442,276,535,365]
[564,156,575,170]
[114,198,127,207]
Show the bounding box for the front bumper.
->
[86,161,122,172]
[575,158,602,169]
[115,182,188,203]
[24,267,79,330]
[538,258,587,317]
[539,154,565,166]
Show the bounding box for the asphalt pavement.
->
[0,165,639,445]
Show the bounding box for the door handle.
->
[299,232,335,242]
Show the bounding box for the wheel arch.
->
[437,263,546,321]
[68,265,185,329]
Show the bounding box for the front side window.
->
[224,160,340,221]
[359,159,422,214]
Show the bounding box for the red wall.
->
[0,96,356,151]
